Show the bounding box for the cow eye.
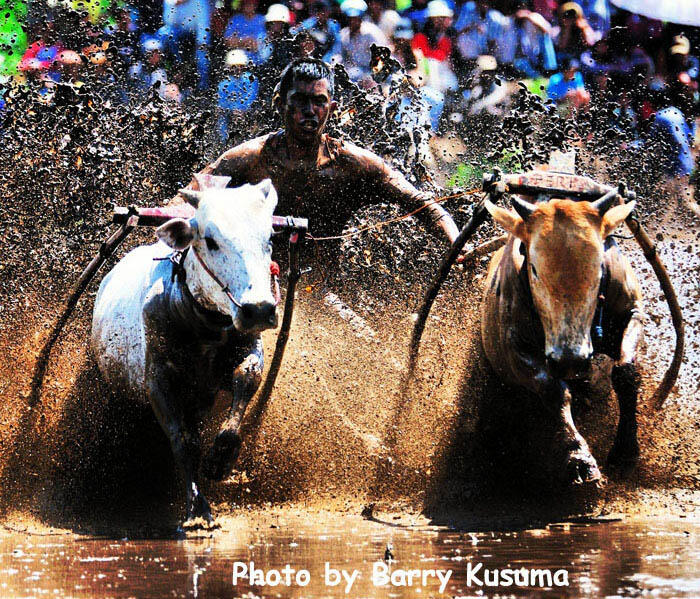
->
[531,264,538,278]
[205,236,219,251]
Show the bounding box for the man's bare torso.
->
[195,131,433,238]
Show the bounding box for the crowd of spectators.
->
[0,0,698,176]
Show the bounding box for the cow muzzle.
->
[237,301,278,332]
[546,349,592,380]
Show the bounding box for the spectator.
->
[340,0,388,84]
[547,56,589,110]
[465,54,508,115]
[411,0,457,92]
[668,35,699,83]
[578,0,611,37]
[553,2,597,61]
[225,0,266,64]
[218,49,259,141]
[128,35,169,98]
[503,2,557,78]
[259,4,294,68]
[292,0,342,63]
[403,0,430,31]
[454,0,510,67]
[650,105,695,177]
[52,49,84,85]
[159,0,212,89]
[366,0,401,40]
[19,24,63,72]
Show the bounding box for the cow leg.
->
[147,365,212,524]
[608,313,644,473]
[203,337,263,481]
[539,375,602,485]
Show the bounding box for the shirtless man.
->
[180,57,461,246]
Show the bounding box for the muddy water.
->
[1,515,698,598]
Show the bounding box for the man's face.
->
[242,0,257,15]
[349,16,362,33]
[282,77,336,142]
[315,5,329,23]
[368,0,383,20]
[267,21,285,37]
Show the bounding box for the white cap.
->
[476,54,497,71]
[341,0,367,17]
[426,0,453,18]
[225,49,249,66]
[265,3,291,22]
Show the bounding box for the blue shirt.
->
[650,107,695,176]
[218,72,259,111]
[547,71,584,102]
[224,13,266,63]
[454,3,509,63]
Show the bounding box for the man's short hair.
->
[275,58,335,102]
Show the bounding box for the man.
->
[291,0,342,64]
[224,0,266,64]
[339,0,388,84]
[503,2,557,79]
[366,0,401,40]
[547,56,589,111]
[454,0,510,66]
[180,58,460,247]
[159,0,211,89]
[217,49,259,142]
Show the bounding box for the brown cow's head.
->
[485,194,635,379]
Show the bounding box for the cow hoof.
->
[564,451,602,486]
[203,430,242,481]
[185,492,214,528]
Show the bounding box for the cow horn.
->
[179,189,202,208]
[591,188,619,216]
[511,196,536,221]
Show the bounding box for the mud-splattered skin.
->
[189,77,460,243]
[481,198,644,485]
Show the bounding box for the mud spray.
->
[0,64,698,537]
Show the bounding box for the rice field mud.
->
[0,78,698,597]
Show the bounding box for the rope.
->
[306,187,481,242]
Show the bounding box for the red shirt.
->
[412,33,451,62]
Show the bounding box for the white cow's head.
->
[156,179,279,334]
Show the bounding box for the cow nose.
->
[239,301,278,327]
[546,350,592,379]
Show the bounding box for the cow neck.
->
[173,247,235,331]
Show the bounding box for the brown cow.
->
[481,193,644,484]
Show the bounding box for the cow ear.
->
[601,201,635,238]
[156,218,195,250]
[484,199,527,240]
[257,178,278,213]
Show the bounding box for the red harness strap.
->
[191,247,282,309]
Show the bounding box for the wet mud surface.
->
[1,510,699,598]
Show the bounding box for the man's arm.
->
[345,143,460,246]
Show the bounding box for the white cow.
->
[91,179,279,525]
